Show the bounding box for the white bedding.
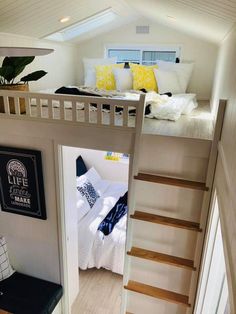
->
[35,87,198,121]
[77,181,127,275]
[145,92,198,121]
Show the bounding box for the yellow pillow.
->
[130,63,158,91]
[96,64,124,90]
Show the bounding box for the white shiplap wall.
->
[210,24,236,313]
[76,18,218,100]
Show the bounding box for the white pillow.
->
[154,68,182,94]
[113,68,133,91]
[0,236,14,281]
[156,60,194,93]
[83,57,117,87]
[76,167,109,221]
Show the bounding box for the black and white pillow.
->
[0,236,14,281]
[77,179,99,208]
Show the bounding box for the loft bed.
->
[0,89,214,141]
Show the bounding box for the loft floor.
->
[142,101,214,141]
[30,98,213,141]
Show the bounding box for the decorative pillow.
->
[95,64,124,90]
[77,167,109,196]
[76,167,107,221]
[113,68,133,91]
[77,179,99,208]
[83,57,117,87]
[130,63,158,92]
[0,236,14,281]
[156,60,194,92]
[153,68,183,94]
[76,155,87,177]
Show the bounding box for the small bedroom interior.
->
[61,146,129,313]
[0,1,235,314]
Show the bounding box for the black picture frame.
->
[0,146,47,220]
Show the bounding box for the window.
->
[45,9,117,42]
[106,45,180,64]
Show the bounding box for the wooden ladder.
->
[124,100,226,313]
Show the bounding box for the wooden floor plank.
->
[130,211,202,232]
[134,172,208,191]
[127,247,196,270]
[124,280,191,307]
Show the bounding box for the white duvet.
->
[144,92,198,121]
[77,181,127,275]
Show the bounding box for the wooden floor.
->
[142,101,214,140]
[72,268,123,314]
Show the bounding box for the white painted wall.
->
[0,32,77,91]
[69,146,129,182]
[76,18,218,100]
[0,136,60,284]
[210,24,236,313]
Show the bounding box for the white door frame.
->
[54,143,70,314]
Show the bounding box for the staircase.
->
[124,101,226,314]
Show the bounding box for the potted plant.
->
[0,56,47,113]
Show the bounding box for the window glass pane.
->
[142,51,176,64]
[108,49,140,63]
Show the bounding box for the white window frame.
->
[105,44,181,64]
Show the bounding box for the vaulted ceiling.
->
[0,0,136,38]
[126,0,236,43]
[0,0,235,44]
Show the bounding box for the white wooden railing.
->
[0,90,146,132]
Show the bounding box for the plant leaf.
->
[3,56,35,68]
[20,70,47,82]
[0,66,15,83]
[2,57,35,80]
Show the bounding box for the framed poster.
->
[0,146,46,220]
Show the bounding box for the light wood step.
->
[131,211,202,232]
[124,280,191,307]
[134,172,208,191]
[127,247,196,270]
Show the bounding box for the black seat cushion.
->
[0,272,63,314]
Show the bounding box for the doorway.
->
[60,145,130,314]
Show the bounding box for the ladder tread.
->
[131,211,202,232]
[134,172,208,191]
[124,280,191,307]
[127,247,196,270]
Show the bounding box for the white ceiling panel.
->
[0,0,136,39]
[125,0,235,43]
[0,0,234,43]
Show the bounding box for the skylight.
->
[45,9,117,42]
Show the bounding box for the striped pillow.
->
[0,236,14,281]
